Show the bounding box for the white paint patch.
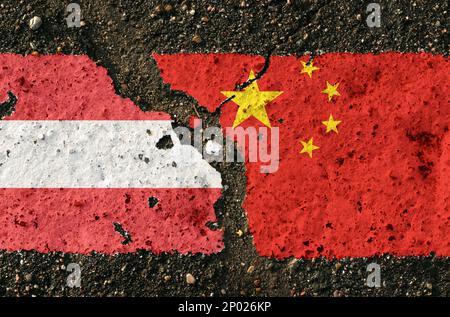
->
[0,121,222,188]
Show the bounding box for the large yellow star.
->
[300,137,319,158]
[300,61,319,78]
[322,114,341,133]
[221,70,283,128]
[322,81,340,101]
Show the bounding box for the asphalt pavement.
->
[0,0,448,296]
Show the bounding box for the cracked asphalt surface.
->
[0,0,449,297]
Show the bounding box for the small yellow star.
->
[300,137,319,158]
[300,61,319,78]
[322,81,340,101]
[221,70,283,128]
[322,114,341,134]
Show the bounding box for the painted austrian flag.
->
[0,54,223,254]
[154,53,449,259]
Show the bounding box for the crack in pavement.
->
[214,1,327,112]
[113,222,133,245]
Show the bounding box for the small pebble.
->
[287,258,298,271]
[186,273,196,284]
[29,16,42,31]
[164,4,173,12]
[192,34,202,44]
[333,290,343,297]
[205,140,221,155]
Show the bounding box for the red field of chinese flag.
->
[155,52,449,259]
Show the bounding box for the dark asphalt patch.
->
[0,91,17,119]
[156,134,174,149]
[0,0,448,296]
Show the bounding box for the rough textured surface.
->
[0,0,448,297]
[0,55,223,254]
[0,188,223,254]
[0,54,169,120]
[0,121,221,188]
[155,52,449,259]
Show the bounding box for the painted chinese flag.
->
[154,53,449,259]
